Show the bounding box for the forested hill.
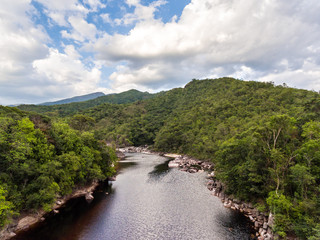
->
[2,78,320,238]
[0,106,117,228]
[75,78,320,239]
[39,92,105,106]
[17,89,155,116]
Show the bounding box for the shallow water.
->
[15,153,253,240]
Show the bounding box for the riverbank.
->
[0,180,107,240]
[119,146,275,240]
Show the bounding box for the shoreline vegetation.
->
[0,181,101,240]
[0,107,117,240]
[120,146,274,240]
[2,77,320,239]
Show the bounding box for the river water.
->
[15,153,254,240]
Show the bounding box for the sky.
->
[1,0,320,105]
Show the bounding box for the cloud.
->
[32,47,108,99]
[114,0,167,26]
[2,0,320,105]
[0,0,49,104]
[35,0,89,27]
[0,0,108,105]
[61,15,99,42]
[93,0,320,92]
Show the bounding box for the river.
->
[14,153,254,240]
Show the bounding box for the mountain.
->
[75,78,320,239]
[17,89,155,116]
[4,78,320,238]
[39,92,105,105]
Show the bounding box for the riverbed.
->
[14,153,253,240]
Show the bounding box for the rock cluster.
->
[207,175,274,240]
[118,146,151,154]
[119,147,276,240]
[167,155,214,173]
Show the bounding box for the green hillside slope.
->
[17,89,155,116]
[0,106,116,227]
[2,78,320,238]
[80,78,320,239]
[40,92,105,105]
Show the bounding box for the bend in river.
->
[14,153,254,240]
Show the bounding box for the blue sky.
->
[1,0,320,105]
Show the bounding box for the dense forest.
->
[18,89,155,117]
[39,92,105,106]
[0,106,117,228]
[2,77,320,239]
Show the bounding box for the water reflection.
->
[14,153,254,240]
[148,159,171,181]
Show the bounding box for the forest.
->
[0,106,117,228]
[1,77,320,239]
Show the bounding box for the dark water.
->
[15,153,254,240]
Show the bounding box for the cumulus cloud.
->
[0,0,108,105]
[93,0,320,92]
[2,0,320,105]
[0,0,49,104]
[33,47,105,97]
[35,0,89,26]
[61,15,99,42]
[114,0,167,26]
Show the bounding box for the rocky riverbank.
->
[167,155,275,240]
[0,181,103,240]
[119,146,275,240]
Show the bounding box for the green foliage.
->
[0,110,117,227]
[2,78,320,238]
[267,191,294,237]
[17,89,155,117]
[0,186,13,227]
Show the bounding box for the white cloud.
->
[258,60,320,90]
[84,0,106,11]
[92,0,320,92]
[32,48,106,97]
[114,0,167,26]
[35,0,89,27]
[0,0,50,104]
[0,0,108,105]
[101,13,112,24]
[2,0,320,105]
[61,15,99,42]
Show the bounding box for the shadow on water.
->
[147,159,171,181]
[13,182,115,240]
[217,210,256,239]
[13,153,255,240]
[116,161,137,172]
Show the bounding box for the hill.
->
[0,105,116,228]
[3,78,320,238]
[17,89,155,116]
[77,78,320,239]
[39,92,105,105]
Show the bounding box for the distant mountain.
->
[17,89,155,116]
[39,92,105,106]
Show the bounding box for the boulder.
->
[16,216,38,231]
[85,192,94,203]
[263,222,268,230]
[267,212,274,228]
[168,160,180,168]
[254,221,260,228]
